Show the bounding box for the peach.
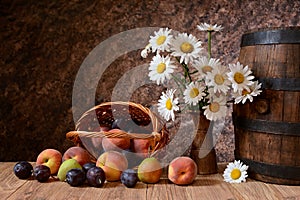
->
[168,156,197,185]
[36,148,62,175]
[102,129,130,152]
[137,157,162,184]
[96,151,128,181]
[131,139,154,158]
[63,146,92,166]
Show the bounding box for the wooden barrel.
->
[233,27,300,185]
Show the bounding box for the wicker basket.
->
[66,101,169,160]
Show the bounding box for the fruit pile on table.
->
[14,138,198,187]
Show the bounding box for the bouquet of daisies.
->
[141,23,262,122]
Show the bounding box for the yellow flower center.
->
[189,88,199,98]
[214,74,224,85]
[209,102,220,113]
[242,89,250,96]
[156,63,166,74]
[234,72,245,84]
[202,65,213,74]
[230,168,241,180]
[166,98,173,110]
[180,42,194,53]
[156,36,166,45]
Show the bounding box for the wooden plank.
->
[187,174,235,200]
[255,132,281,164]
[267,90,284,121]
[88,181,147,200]
[7,179,83,200]
[228,179,284,200]
[0,162,29,199]
[146,178,189,200]
[283,91,300,122]
[286,44,300,78]
[280,134,300,166]
[271,184,300,199]
[147,173,235,200]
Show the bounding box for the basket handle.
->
[66,130,162,142]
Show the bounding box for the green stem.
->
[208,31,212,59]
[175,57,192,83]
[182,63,192,83]
[171,74,185,96]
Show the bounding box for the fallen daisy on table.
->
[223,160,249,183]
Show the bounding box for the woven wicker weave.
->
[66,101,169,158]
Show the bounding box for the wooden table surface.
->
[1,162,299,200]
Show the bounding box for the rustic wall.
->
[1,0,299,161]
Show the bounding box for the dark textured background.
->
[1,0,299,162]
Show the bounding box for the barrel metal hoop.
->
[233,116,300,136]
[241,29,300,46]
[258,77,300,91]
[235,156,300,180]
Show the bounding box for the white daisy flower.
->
[203,96,227,121]
[193,57,221,79]
[149,27,173,53]
[227,62,255,93]
[223,160,249,183]
[233,80,262,104]
[148,54,176,85]
[170,32,203,64]
[183,82,206,106]
[206,65,231,94]
[157,89,179,121]
[197,23,223,32]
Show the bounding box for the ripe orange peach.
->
[131,139,153,158]
[36,149,62,175]
[96,151,128,181]
[168,157,197,185]
[62,146,92,166]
